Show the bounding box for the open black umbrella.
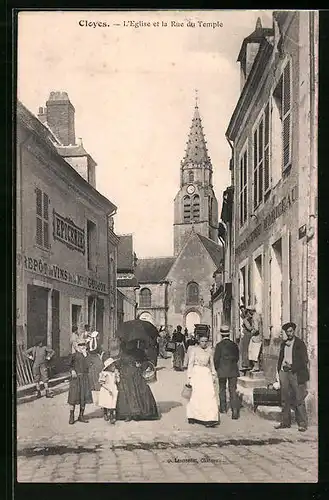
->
[115,319,159,345]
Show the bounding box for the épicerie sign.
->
[53,210,85,254]
[24,255,108,294]
[236,186,297,256]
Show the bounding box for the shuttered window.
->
[239,146,248,227]
[35,188,49,248]
[282,61,292,170]
[253,103,271,210]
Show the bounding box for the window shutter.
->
[43,222,49,248]
[43,193,49,220]
[264,104,270,193]
[36,217,43,246]
[282,61,292,170]
[36,188,42,216]
[253,131,258,210]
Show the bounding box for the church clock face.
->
[187,184,195,195]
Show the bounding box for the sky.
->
[17,9,273,258]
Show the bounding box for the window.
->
[183,195,191,222]
[87,220,97,270]
[273,60,292,172]
[253,103,270,210]
[192,195,200,221]
[186,282,199,305]
[189,171,194,182]
[35,188,49,248]
[239,147,248,227]
[140,288,151,308]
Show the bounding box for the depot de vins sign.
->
[24,255,108,294]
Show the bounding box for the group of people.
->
[24,317,309,433]
[67,326,159,425]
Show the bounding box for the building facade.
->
[116,234,139,326]
[16,94,118,364]
[224,12,317,415]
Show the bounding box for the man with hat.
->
[275,322,309,432]
[213,325,240,419]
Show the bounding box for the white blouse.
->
[187,346,216,379]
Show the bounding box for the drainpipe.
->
[305,10,318,420]
[225,135,235,335]
[107,208,117,347]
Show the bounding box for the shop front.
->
[22,253,109,358]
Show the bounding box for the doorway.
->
[185,311,201,334]
[71,304,82,332]
[27,284,48,348]
[51,290,60,355]
[270,238,283,337]
[253,254,263,313]
[96,298,104,347]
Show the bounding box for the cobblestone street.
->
[17,357,318,483]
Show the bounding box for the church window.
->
[140,288,151,307]
[183,195,191,222]
[192,194,200,221]
[189,171,194,182]
[186,282,199,305]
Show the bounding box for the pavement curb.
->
[17,375,70,405]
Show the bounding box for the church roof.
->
[182,104,211,165]
[196,234,223,268]
[135,257,175,283]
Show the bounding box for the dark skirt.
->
[88,353,103,391]
[173,343,185,370]
[67,373,93,406]
[116,364,159,420]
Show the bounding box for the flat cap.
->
[282,322,297,331]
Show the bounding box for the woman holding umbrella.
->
[115,320,159,421]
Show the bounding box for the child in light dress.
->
[98,357,120,424]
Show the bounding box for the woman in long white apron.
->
[186,336,219,428]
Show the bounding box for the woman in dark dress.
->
[67,340,93,424]
[116,342,159,421]
[172,325,186,371]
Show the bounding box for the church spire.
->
[182,97,210,166]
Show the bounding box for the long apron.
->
[187,365,219,423]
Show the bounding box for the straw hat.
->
[103,357,116,370]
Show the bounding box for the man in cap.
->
[213,325,240,419]
[275,322,309,432]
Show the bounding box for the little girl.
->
[98,357,120,424]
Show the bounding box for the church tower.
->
[173,98,218,256]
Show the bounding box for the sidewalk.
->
[17,372,71,405]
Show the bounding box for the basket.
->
[165,341,176,353]
[181,383,192,400]
[142,362,157,383]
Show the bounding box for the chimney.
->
[37,106,47,124]
[46,91,76,146]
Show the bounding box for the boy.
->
[67,340,93,424]
[24,336,55,398]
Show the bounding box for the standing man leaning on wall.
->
[275,322,309,432]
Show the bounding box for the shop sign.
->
[53,210,85,254]
[24,255,108,294]
[236,185,297,255]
